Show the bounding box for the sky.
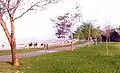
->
[0,0,120,44]
[80,0,120,28]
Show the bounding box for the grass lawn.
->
[0,42,120,73]
[0,48,44,56]
[0,44,72,56]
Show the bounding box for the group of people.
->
[41,43,48,49]
[28,42,38,48]
[25,42,49,49]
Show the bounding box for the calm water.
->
[0,38,59,50]
[0,38,77,50]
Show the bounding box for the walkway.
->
[0,42,89,61]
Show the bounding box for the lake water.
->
[0,39,59,50]
[0,38,78,50]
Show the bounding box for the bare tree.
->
[0,0,60,66]
[104,25,113,55]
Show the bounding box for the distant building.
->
[101,29,120,42]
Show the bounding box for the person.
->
[2,44,4,48]
[43,43,48,49]
[29,42,33,48]
[2,42,5,48]
[46,44,48,49]
[34,42,38,49]
[43,43,46,49]
[41,43,43,46]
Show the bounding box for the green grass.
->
[0,44,73,56]
[0,42,120,73]
[0,48,43,56]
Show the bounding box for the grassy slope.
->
[0,43,120,73]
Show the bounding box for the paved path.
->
[0,42,90,61]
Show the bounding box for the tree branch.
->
[0,18,11,43]
[7,0,11,8]
[14,1,51,20]
[11,0,21,16]
[0,0,7,15]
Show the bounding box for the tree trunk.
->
[71,34,74,51]
[88,29,91,46]
[63,38,65,45]
[87,37,90,46]
[0,19,11,44]
[71,40,73,51]
[106,37,108,55]
[100,35,102,43]
[10,40,19,66]
[0,17,19,66]
[108,36,110,42]
[10,17,19,66]
[78,35,80,41]
[95,36,97,45]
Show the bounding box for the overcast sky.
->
[81,0,120,28]
[0,0,120,43]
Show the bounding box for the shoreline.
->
[0,39,78,50]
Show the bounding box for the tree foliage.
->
[73,20,101,41]
[51,5,81,39]
[81,21,94,39]
[92,26,101,38]
[116,25,120,30]
[73,27,84,40]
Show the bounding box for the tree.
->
[103,25,113,55]
[51,5,81,50]
[51,7,80,39]
[92,26,101,45]
[0,0,60,66]
[81,20,95,46]
[51,13,73,45]
[117,25,120,30]
[73,27,84,40]
[74,20,101,45]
